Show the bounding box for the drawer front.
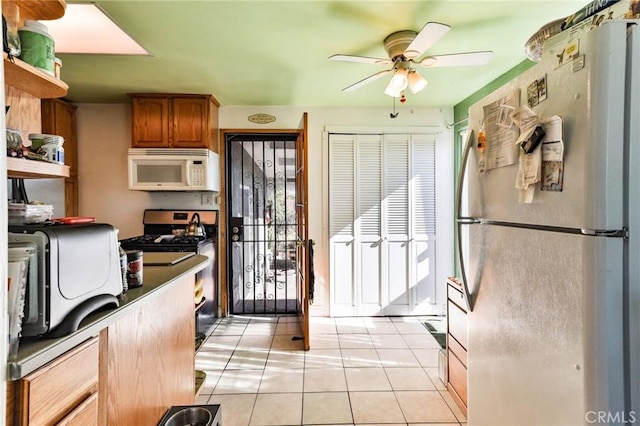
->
[23,338,99,425]
[447,283,467,312]
[56,392,98,426]
[447,300,468,349]
[447,348,468,406]
[447,333,467,367]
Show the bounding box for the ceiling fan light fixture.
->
[408,70,428,94]
[384,81,402,98]
[389,68,409,91]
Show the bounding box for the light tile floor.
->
[196,315,466,426]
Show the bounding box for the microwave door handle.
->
[185,161,192,186]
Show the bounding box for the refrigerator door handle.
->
[455,129,474,222]
[457,217,482,224]
[455,128,477,311]
[580,228,628,238]
[457,221,476,312]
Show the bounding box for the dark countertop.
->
[7,253,210,380]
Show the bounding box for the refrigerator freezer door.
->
[465,22,630,231]
[464,223,624,425]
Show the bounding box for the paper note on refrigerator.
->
[482,88,520,170]
[540,116,565,191]
[516,143,542,203]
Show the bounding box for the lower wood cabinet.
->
[99,273,195,425]
[13,337,99,425]
[447,277,468,416]
[5,274,196,425]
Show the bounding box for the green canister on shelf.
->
[18,20,55,76]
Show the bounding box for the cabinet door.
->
[42,99,79,217]
[102,274,195,424]
[131,97,170,147]
[65,178,79,217]
[42,99,78,177]
[171,97,210,148]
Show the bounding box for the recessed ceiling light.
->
[45,3,148,55]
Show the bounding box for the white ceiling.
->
[50,1,589,107]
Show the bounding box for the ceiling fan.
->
[329,22,493,98]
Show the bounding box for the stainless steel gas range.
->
[119,209,218,337]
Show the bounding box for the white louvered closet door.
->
[329,134,357,316]
[383,134,411,315]
[329,132,437,316]
[409,134,437,314]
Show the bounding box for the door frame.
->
[219,126,308,326]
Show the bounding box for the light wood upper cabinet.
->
[131,96,170,147]
[172,96,211,148]
[41,99,79,216]
[41,99,77,176]
[130,94,220,152]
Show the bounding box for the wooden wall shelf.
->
[7,157,70,178]
[8,0,66,20]
[4,55,68,99]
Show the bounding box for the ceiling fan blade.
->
[330,54,392,65]
[404,22,450,59]
[342,69,393,92]
[419,51,493,67]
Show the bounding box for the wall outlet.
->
[201,194,214,205]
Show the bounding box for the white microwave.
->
[128,148,220,192]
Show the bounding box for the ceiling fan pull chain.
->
[390,97,399,119]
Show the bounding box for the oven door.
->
[194,242,217,334]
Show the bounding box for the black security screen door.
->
[226,134,299,314]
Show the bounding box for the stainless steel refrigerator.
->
[456,20,640,425]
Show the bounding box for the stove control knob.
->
[232,226,240,233]
[231,234,240,242]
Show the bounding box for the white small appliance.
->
[128,148,220,192]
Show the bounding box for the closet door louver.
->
[357,135,383,313]
[383,134,410,313]
[329,134,356,314]
[412,134,437,236]
[330,135,355,237]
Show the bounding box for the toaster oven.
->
[8,223,122,338]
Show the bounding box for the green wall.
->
[453,59,537,127]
